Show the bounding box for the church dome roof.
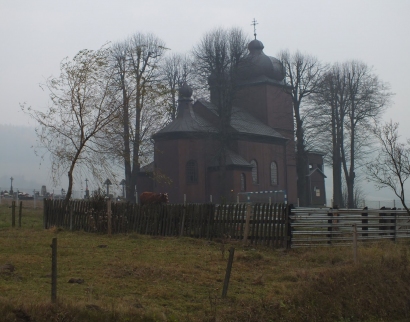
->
[178,83,193,99]
[239,39,285,83]
[247,39,264,52]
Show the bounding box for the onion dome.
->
[178,82,193,100]
[239,39,285,83]
[247,39,264,53]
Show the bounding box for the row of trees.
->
[23,28,395,207]
[281,54,392,207]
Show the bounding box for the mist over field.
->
[0,125,49,192]
[0,124,124,197]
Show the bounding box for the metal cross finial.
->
[251,18,258,39]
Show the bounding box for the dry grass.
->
[0,203,410,321]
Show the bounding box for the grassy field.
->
[1,203,410,321]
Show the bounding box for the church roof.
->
[153,104,217,138]
[307,168,327,178]
[237,38,286,85]
[140,161,154,172]
[197,99,285,140]
[208,149,253,168]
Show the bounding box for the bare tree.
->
[343,61,391,207]
[279,50,326,206]
[22,46,119,204]
[193,27,249,201]
[161,53,194,120]
[367,121,410,214]
[308,61,392,208]
[108,33,167,202]
[306,64,349,207]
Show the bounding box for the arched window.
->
[186,160,198,184]
[240,173,246,192]
[270,162,278,185]
[250,159,258,184]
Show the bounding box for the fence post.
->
[43,199,46,229]
[243,204,252,245]
[379,206,387,236]
[221,247,235,298]
[353,224,358,264]
[206,204,214,240]
[327,208,334,245]
[69,205,73,231]
[11,201,15,227]
[285,204,294,249]
[107,199,112,236]
[180,198,187,237]
[18,201,22,227]
[394,211,397,242]
[51,237,57,303]
[361,207,368,238]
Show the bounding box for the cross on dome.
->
[251,18,258,40]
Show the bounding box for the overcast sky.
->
[0,0,409,202]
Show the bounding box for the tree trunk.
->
[347,108,355,208]
[294,100,309,206]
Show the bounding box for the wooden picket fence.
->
[43,200,289,247]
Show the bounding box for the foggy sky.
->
[1,0,409,202]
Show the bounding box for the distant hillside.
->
[0,124,51,191]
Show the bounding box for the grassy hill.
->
[0,202,410,321]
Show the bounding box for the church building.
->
[137,38,326,205]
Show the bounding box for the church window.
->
[270,162,278,185]
[250,159,258,184]
[186,160,198,184]
[240,173,246,191]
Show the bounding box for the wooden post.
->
[222,247,235,298]
[69,205,73,231]
[180,206,186,237]
[361,207,368,238]
[43,198,47,229]
[327,208,335,245]
[11,201,15,227]
[394,212,397,242]
[179,196,187,237]
[107,199,112,236]
[206,204,213,240]
[18,201,22,227]
[353,224,358,264]
[285,204,294,249]
[51,237,57,303]
[243,204,252,245]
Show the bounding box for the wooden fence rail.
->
[43,200,289,248]
[289,207,410,248]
